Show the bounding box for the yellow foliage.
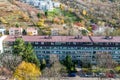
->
[82,10,87,16]
[39,19,45,23]
[37,22,44,27]
[75,9,79,12]
[60,4,64,10]
[37,19,45,27]
[61,19,64,24]
[27,32,33,36]
[13,10,21,14]
[90,8,94,11]
[13,61,41,80]
[0,17,8,24]
[20,12,30,21]
[69,8,73,12]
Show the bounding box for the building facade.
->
[20,0,60,11]
[3,36,120,64]
[26,27,38,36]
[0,36,7,54]
[9,28,23,36]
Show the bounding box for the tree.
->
[63,55,75,72]
[37,13,41,18]
[42,54,66,79]
[0,53,22,75]
[22,29,27,35]
[81,52,92,68]
[40,59,46,70]
[82,10,87,16]
[13,38,25,56]
[37,19,45,27]
[24,43,40,67]
[13,38,40,67]
[45,11,48,17]
[15,23,19,28]
[13,61,41,80]
[96,52,117,69]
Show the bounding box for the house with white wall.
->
[0,25,6,36]
[21,0,60,11]
[9,27,23,36]
[26,27,38,36]
[0,36,7,54]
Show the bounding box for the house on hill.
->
[0,25,6,36]
[26,27,38,36]
[21,0,60,11]
[9,27,23,36]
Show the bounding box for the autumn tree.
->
[13,61,41,80]
[37,19,45,27]
[96,52,117,69]
[0,53,22,72]
[42,54,66,79]
[13,38,40,67]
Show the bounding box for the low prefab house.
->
[9,27,23,36]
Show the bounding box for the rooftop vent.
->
[44,35,52,39]
[104,36,113,40]
[74,35,82,39]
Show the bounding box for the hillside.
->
[0,0,120,36]
[59,0,120,28]
[0,0,40,28]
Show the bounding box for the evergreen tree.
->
[13,38,40,67]
[37,13,41,18]
[45,11,48,17]
[22,29,27,35]
[63,55,75,72]
[40,59,46,70]
[13,38,25,56]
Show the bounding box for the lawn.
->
[47,8,80,22]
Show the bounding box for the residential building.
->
[9,27,23,36]
[3,36,120,64]
[0,25,6,36]
[0,36,7,54]
[21,0,60,11]
[26,27,38,36]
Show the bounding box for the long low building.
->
[3,35,120,64]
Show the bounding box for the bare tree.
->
[96,52,117,69]
[41,54,66,80]
[0,53,22,73]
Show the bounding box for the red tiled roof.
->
[4,36,120,43]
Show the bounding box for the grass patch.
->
[47,8,80,22]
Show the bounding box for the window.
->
[35,42,38,45]
[41,42,44,45]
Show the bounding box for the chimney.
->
[74,35,82,39]
[44,35,52,39]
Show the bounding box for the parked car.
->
[68,72,76,77]
[106,73,115,78]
